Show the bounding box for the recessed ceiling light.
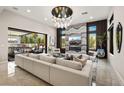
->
[26,9,31,13]
[90,16,93,19]
[44,18,48,21]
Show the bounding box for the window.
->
[89,33,96,50]
[60,30,66,48]
[88,25,96,50]
[61,36,66,48]
[88,26,97,31]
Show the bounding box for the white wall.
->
[0,9,56,61]
[108,6,124,85]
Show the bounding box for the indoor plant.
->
[97,32,107,58]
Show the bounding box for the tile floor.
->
[0,61,50,86]
[96,59,121,86]
[0,59,122,86]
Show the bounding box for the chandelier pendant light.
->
[51,6,73,28]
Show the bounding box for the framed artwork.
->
[116,22,123,53]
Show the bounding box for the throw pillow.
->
[73,56,87,66]
[70,55,73,60]
[65,54,73,60]
[77,55,82,59]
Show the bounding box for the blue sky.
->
[69,36,81,40]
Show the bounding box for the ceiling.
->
[1,6,111,28]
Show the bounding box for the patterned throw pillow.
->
[65,54,73,60]
[73,56,87,66]
[77,55,82,59]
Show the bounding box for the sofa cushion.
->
[73,57,87,66]
[28,53,39,59]
[82,54,90,60]
[39,54,56,64]
[56,58,82,70]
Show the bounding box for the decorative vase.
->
[97,49,105,58]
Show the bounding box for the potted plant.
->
[36,37,42,49]
[97,32,107,58]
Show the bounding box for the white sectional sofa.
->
[15,53,93,86]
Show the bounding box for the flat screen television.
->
[69,35,81,45]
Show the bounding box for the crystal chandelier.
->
[51,6,73,28]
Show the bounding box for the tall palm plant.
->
[97,32,107,58]
[97,32,107,49]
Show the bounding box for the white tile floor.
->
[0,61,50,86]
[0,59,122,86]
[96,59,121,86]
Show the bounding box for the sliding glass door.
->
[8,27,47,61]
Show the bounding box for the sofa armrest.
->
[50,60,93,86]
[51,60,92,77]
